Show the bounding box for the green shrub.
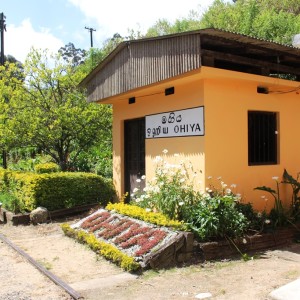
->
[0,169,115,211]
[131,151,200,220]
[34,162,60,174]
[185,195,249,241]
[0,191,24,214]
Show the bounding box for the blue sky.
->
[1,0,222,63]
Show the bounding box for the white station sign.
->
[146,106,204,139]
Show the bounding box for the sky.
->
[0,0,220,63]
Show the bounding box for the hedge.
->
[0,168,115,211]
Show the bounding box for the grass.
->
[37,259,53,270]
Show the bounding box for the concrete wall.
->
[105,66,300,210]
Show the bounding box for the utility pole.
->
[0,12,7,169]
[85,26,96,48]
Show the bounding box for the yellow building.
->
[81,29,300,210]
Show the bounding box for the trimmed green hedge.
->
[34,162,60,173]
[0,168,115,211]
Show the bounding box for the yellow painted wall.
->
[203,68,300,210]
[107,66,300,210]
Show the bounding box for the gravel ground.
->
[1,218,300,300]
[0,240,72,300]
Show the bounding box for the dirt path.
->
[1,219,300,300]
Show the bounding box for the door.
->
[124,118,145,200]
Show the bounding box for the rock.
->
[195,292,212,299]
[30,207,48,225]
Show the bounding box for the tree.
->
[200,0,300,45]
[1,49,112,171]
[58,42,87,67]
[145,11,202,37]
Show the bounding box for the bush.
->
[185,195,249,241]
[0,191,24,214]
[131,150,200,220]
[0,169,115,211]
[34,162,60,173]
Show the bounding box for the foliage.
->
[58,42,87,67]
[0,168,115,211]
[34,162,60,174]
[130,151,249,241]
[200,0,300,45]
[184,192,248,241]
[145,12,202,37]
[282,169,300,220]
[0,191,24,214]
[61,223,140,272]
[0,49,112,171]
[106,203,185,230]
[68,143,112,178]
[131,150,200,220]
[78,33,126,75]
[254,176,288,227]
[236,202,269,233]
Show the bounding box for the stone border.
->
[199,226,300,261]
[0,203,100,226]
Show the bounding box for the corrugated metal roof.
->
[80,28,300,103]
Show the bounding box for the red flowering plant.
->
[72,209,177,260]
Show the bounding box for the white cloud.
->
[68,0,213,44]
[5,19,64,63]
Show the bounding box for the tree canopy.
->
[201,0,300,45]
[143,0,300,45]
[0,49,111,171]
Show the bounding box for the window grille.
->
[248,111,277,165]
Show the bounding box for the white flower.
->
[145,208,151,212]
[178,201,184,206]
[180,170,187,175]
[221,181,227,188]
[242,238,247,244]
[230,184,237,188]
[272,176,279,181]
[179,178,185,183]
[225,188,232,195]
[265,219,271,224]
[257,212,262,218]
[133,188,139,193]
[136,179,141,183]
[154,156,162,163]
[162,149,168,154]
[135,198,141,203]
[235,193,241,201]
[141,175,146,180]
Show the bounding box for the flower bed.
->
[71,209,179,263]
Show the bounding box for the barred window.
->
[248,111,278,165]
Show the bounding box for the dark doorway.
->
[124,118,145,200]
